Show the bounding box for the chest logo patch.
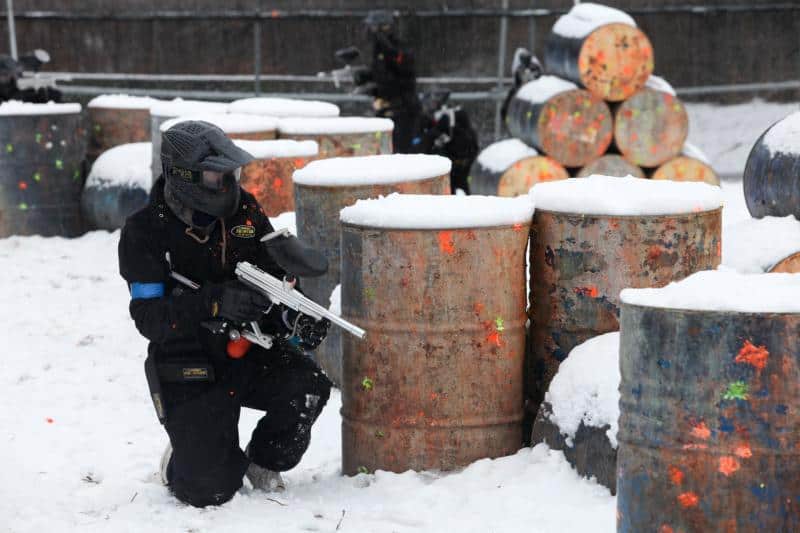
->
[231,225,256,239]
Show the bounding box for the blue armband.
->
[130,282,165,300]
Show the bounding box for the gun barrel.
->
[236,262,366,339]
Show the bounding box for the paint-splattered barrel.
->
[652,142,719,186]
[233,139,318,216]
[469,138,568,196]
[617,271,800,532]
[229,97,340,118]
[278,117,393,159]
[743,111,800,219]
[527,176,723,419]
[293,154,451,385]
[339,194,534,474]
[0,102,87,237]
[576,155,645,179]
[545,4,654,102]
[87,94,159,163]
[149,99,229,182]
[506,76,613,168]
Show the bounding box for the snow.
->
[531,175,723,216]
[762,110,800,156]
[515,75,578,105]
[682,141,712,165]
[228,97,340,118]
[722,215,800,273]
[328,284,341,316]
[621,270,800,313]
[160,113,278,135]
[269,211,297,236]
[233,139,318,160]
[476,138,539,173]
[88,94,161,110]
[546,333,620,448]
[0,100,81,115]
[552,3,636,39]
[278,117,394,135]
[149,98,229,118]
[645,75,676,96]
[293,154,451,187]
[340,193,534,229]
[86,142,152,191]
[0,230,615,532]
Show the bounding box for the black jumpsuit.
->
[118,179,331,507]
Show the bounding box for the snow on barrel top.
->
[763,110,800,156]
[160,113,278,134]
[233,139,318,159]
[552,2,636,39]
[477,138,539,172]
[149,98,228,118]
[229,97,340,118]
[515,76,578,105]
[278,116,394,134]
[340,193,534,229]
[88,94,161,110]
[293,154,451,187]
[621,270,800,313]
[86,142,152,191]
[644,75,676,96]
[723,216,800,274]
[531,175,722,216]
[0,100,81,115]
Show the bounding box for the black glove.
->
[206,280,271,324]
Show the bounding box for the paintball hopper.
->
[262,229,328,278]
[335,46,361,65]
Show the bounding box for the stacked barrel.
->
[476,2,718,195]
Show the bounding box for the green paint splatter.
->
[55,159,64,170]
[5,143,12,153]
[495,317,505,332]
[466,175,473,184]
[93,124,101,132]
[723,381,749,401]
[73,169,81,180]
[573,111,582,118]
[374,131,382,139]
[18,202,28,210]
[351,143,362,150]
[361,377,374,391]
[357,466,369,475]
[35,133,42,143]
[526,111,533,120]
[33,172,41,182]
[374,430,385,438]
[363,287,375,300]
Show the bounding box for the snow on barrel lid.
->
[278,117,394,135]
[341,193,534,229]
[477,138,539,173]
[552,2,636,39]
[233,139,318,159]
[763,111,800,156]
[160,113,278,134]
[515,76,578,105]
[293,154,451,187]
[88,94,161,110]
[682,142,711,165]
[149,98,228,118]
[644,75,676,96]
[87,142,152,191]
[723,216,800,274]
[0,100,81,115]
[530,175,722,216]
[229,97,340,118]
[621,270,800,313]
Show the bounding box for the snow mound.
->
[682,141,711,165]
[229,97,340,118]
[0,100,81,115]
[762,110,800,156]
[88,94,161,110]
[328,284,341,316]
[278,117,394,135]
[476,138,539,173]
[340,193,534,229]
[515,76,578,105]
[233,139,318,159]
[149,98,228,118]
[621,270,800,313]
[531,175,722,216]
[160,113,278,134]
[552,3,636,39]
[722,215,800,273]
[293,154,451,187]
[546,333,620,448]
[268,211,297,236]
[644,75,676,96]
[86,142,152,191]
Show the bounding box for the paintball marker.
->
[317,46,375,94]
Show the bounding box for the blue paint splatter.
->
[755,387,770,399]
[775,404,788,415]
[632,384,642,399]
[719,416,734,433]
[657,358,671,369]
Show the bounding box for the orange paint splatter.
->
[735,444,752,458]
[245,219,253,226]
[659,526,674,533]
[677,492,699,508]
[691,421,711,440]
[487,331,502,347]
[46,417,54,424]
[18,181,27,190]
[668,465,684,486]
[512,223,524,232]
[718,456,740,477]
[735,340,769,371]
[272,178,284,191]
[293,158,306,168]
[438,231,455,255]
[574,286,599,298]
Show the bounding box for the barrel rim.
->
[340,219,533,232]
[533,206,723,219]
[621,301,800,318]
[293,172,450,190]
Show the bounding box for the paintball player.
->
[500,48,542,128]
[118,120,332,507]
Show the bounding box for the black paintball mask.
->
[161,120,254,232]
[364,10,396,39]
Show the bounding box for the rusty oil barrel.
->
[87,95,159,163]
[233,139,318,216]
[617,271,800,532]
[293,154,451,385]
[339,194,534,474]
[469,138,568,196]
[0,102,87,237]
[528,177,722,419]
[278,117,393,159]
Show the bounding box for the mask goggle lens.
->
[201,168,241,190]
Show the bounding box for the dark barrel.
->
[87,95,157,163]
[0,103,87,237]
[743,111,800,219]
[469,138,568,196]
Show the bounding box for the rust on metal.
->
[340,222,529,474]
[768,251,800,273]
[652,156,720,186]
[240,155,312,216]
[527,208,722,413]
[577,154,645,179]
[618,304,800,532]
[88,107,150,162]
[280,130,391,159]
